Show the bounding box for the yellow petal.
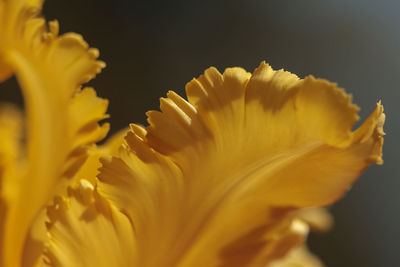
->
[23,128,127,267]
[295,207,333,233]
[26,0,43,6]
[0,104,22,167]
[100,139,308,266]
[0,1,108,265]
[98,63,384,265]
[43,180,136,267]
[217,218,310,267]
[70,127,128,185]
[266,207,333,266]
[0,104,22,263]
[268,244,324,267]
[99,127,185,266]
[147,63,383,208]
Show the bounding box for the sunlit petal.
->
[97,63,384,266]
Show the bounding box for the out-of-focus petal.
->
[0,104,22,263]
[268,245,324,267]
[218,218,310,267]
[0,104,22,168]
[98,63,384,266]
[0,1,108,265]
[267,207,333,267]
[295,208,333,233]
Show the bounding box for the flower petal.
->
[0,104,22,263]
[269,244,324,267]
[43,180,136,267]
[0,104,22,167]
[23,128,128,267]
[98,63,384,265]
[266,207,334,266]
[295,207,333,233]
[70,127,128,185]
[99,139,308,266]
[146,63,384,207]
[0,1,108,265]
[99,127,184,266]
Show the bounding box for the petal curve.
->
[98,63,384,266]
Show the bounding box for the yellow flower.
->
[0,1,385,267]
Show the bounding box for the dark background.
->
[3,0,399,266]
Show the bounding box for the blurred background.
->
[3,0,399,266]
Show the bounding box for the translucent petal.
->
[98,63,384,266]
